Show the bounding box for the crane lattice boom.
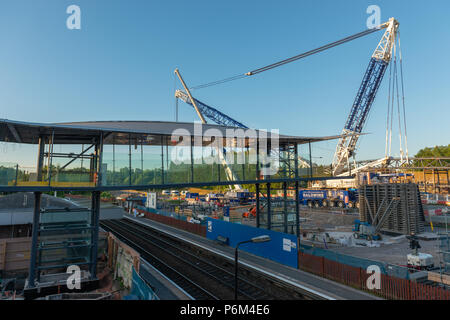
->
[332,18,399,176]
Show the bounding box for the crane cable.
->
[190,26,382,90]
[398,31,409,161]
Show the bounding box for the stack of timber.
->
[359,183,425,235]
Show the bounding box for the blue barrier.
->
[130,267,159,300]
[206,218,298,268]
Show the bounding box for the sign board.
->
[223,206,230,222]
[146,192,156,209]
[206,218,298,268]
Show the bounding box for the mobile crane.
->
[332,18,399,176]
[174,18,401,198]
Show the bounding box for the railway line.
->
[100,218,323,300]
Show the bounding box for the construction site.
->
[0,3,449,304]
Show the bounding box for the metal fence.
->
[300,243,410,279]
[298,251,450,300]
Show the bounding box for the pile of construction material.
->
[359,183,425,235]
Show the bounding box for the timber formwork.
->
[359,183,425,235]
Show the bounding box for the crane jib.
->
[190,97,248,129]
[344,58,388,132]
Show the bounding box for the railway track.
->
[100,219,284,300]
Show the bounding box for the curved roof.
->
[0,119,348,145]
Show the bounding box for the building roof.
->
[0,193,123,225]
[0,119,347,146]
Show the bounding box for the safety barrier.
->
[135,208,206,237]
[300,243,410,279]
[206,218,298,268]
[298,251,450,300]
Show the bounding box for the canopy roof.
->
[0,119,348,146]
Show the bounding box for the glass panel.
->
[131,138,143,186]
[141,144,163,185]
[111,144,131,186]
[49,144,94,188]
[38,209,92,271]
[167,137,191,184]
[0,142,39,186]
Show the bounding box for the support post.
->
[190,135,194,183]
[90,191,101,279]
[267,183,271,230]
[283,181,288,234]
[14,164,18,186]
[97,133,104,187]
[128,135,132,186]
[256,139,260,180]
[308,141,313,178]
[36,136,45,182]
[161,136,165,184]
[27,192,42,288]
[256,183,260,228]
[47,130,55,186]
[295,181,300,238]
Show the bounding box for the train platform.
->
[123,214,381,300]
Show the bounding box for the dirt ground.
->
[332,235,445,266]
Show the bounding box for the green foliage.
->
[101,191,113,198]
[415,144,450,158]
[413,144,450,168]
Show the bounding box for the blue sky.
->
[0,0,449,165]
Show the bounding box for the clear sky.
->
[0,0,449,165]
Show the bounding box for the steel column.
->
[256,183,260,228]
[308,141,313,178]
[36,136,45,182]
[190,135,194,183]
[283,181,288,234]
[97,134,104,187]
[161,136,165,184]
[90,191,101,279]
[27,192,42,288]
[128,135,132,185]
[295,180,300,237]
[267,183,271,230]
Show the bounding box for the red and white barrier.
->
[422,199,449,205]
[424,208,449,216]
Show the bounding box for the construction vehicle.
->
[406,233,434,271]
[352,219,381,241]
[242,206,257,219]
[225,190,252,204]
[299,189,358,209]
[332,18,400,177]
